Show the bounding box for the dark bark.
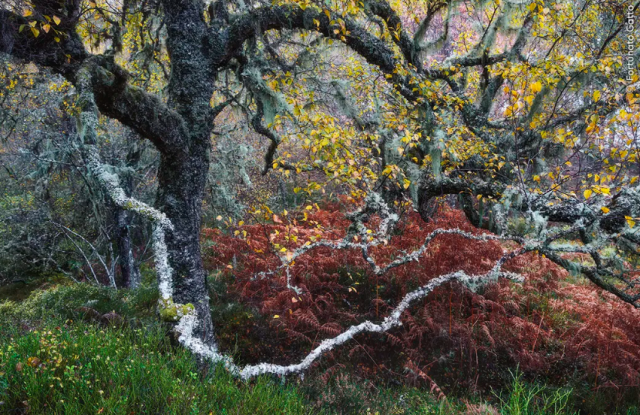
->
[113,206,141,288]
[109,134,142,289]
[417,175,502,225]
[150,0,217,348]
[156,150,214,347]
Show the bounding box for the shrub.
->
[0,279,159,323]
[202,204,640,411]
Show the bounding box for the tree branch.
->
[1,7,189,156]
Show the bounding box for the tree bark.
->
[112,206,141,288]
[156,0,218,348]
[156,148,215,347]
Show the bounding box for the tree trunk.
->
[113,206,141,288]
[156,147,215,347]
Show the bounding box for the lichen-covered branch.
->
[75,60,175,300]
[179,260,523,380]
[256,192,525,293]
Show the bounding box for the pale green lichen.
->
[158,298,195,322]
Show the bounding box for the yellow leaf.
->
[31,27,39,37]
[626,216,636,228]
[273,315,280,319]
[601,207,610,214]
[23,9,32,17]
[531,81,542,93]
[53,15,61,25]
[584,189,592,199]
[291,297,298,303]
[42,24,50,33]
[216,215,222,221]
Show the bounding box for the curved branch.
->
[178,263,523,380]
[222,4,418,101]
[1,7,189,156]
[364,0,418,68]
[250,99,281,175]
[74,60,175,299]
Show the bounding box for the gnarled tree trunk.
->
[156,147,215,346]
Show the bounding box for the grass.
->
[0,319,309,414]
[492,370,575,415]
[0,278,631,414]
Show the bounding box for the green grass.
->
[0,277,159,322]
[493,370,575,415]
[0,320,309,414]
[0,316,464,414]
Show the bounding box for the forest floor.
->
[0,272,638,414]
[1,208,640,414]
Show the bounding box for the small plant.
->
[494,370,575,415]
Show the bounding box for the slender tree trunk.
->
[113,206,141,288]
[110,139,142,289]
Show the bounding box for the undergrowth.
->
[203,203,640,413]
[0,280,588,415]
[2,203,640,413]
[0,318,308,414]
